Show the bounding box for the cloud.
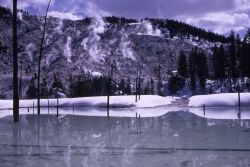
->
[48,11,82,20]
[18,0,54,8]
[1,0,250,35]
[0,0,54,8]
[234,0,250,11]
[181,12,250,34]
[84,1,110,18]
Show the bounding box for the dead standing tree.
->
[135,66,142,102]
[107,62,116,117]
[105,52,117,117]
[136,51,146,101]
[37,0,52,114]
[155,48,166,96]
[13,0,19,122]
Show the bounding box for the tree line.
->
[26,71,158,99]
[177,29,250,94]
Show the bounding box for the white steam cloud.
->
[120,31,136,60]
[142,20,162,36]
[64,36,72,63]
[81,2,108,62]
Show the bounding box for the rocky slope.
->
[0,7,223,98]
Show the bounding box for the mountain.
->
[0,6,229,98]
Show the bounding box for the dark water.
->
[0,110,250,167]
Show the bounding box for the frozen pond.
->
[0,108,250,167]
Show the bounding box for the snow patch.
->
[92,71,102,77]
[189,93,250,107]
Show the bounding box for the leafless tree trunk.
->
[135,69,138,102]
[37,0,51,114]
[13,0,19,122]
[107,63,116,117]
[19,59,23,99]
[138,70,141,100]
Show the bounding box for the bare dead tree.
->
[37,0,52,114]
[107,61,116,117]
[135,69,138,102]
[136,52,145,101]
[19,58,23,99]
[138,70,141,100]
[155,48,165,96]
[13,0,19,122]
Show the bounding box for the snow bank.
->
[0,95,175,109]
[0,95,178,118]
[189,93,250,107]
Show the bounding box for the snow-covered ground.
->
[189,93,250,107]
[0,95,175,109]
[2,93,250,120]
[0,95,177,119]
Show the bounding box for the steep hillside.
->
[0,6,227,98]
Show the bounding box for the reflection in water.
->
[189,107,250,120]
[0,110,250,166]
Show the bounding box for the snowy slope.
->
[0,9,216,98]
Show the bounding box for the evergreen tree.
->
[69,75,92,97]
[40,77,49,98]
[177,50,187,78]
[189,48,197,93]
[240,29,250,77]
[52,75,64,90]
[150,78,155,95]
[143,80,150,95]
[197,51,208,89]
[217,45,226,80]
[212,45,218,79]
[235,33,242,77]
[119,79,126,95]
[26,77,37,99]
[91,76,105,96]
[228,30,238,79]
[124,78,132,95]
[212,45,225,80]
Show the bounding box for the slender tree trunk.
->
[37,0,51,114]
[138,70,141,100]
[19,59,23,99]
[13,0,19,122]
[107,77,111,117]
[157,65,162,96]
[107,65,115,117]
[135,69,138,102]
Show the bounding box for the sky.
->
[1,0,250,36]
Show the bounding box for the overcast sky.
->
[1,0,250,36]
